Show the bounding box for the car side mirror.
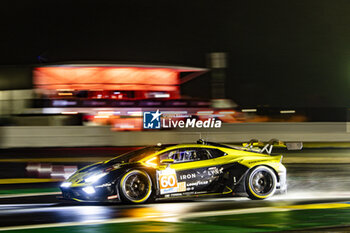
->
[161,159,174,164]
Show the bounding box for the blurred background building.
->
[0,61,347,132]
[0,62,228,130]
[32,62,213,130]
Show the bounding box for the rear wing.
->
[243,139,303,155]
[196,138,302,155]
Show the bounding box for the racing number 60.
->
[159,174,177,189]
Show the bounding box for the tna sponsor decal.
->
[143,109,221,129]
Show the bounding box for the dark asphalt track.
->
[0,193,350,230]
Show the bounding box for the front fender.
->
[107,164,157,191]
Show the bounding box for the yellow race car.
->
[60,139,295,203]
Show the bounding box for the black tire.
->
[119,170,153,204]
[246,166,277,200]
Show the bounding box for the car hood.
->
[66,161,123,185]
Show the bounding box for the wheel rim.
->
[249,170,274,196]
[123,172,150,202]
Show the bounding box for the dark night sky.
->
[0,0,350,107]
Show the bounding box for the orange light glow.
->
[34,67,179,92]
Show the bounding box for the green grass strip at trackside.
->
[4,208,350,233]
[186,208,350,232]
[0,187,59,195]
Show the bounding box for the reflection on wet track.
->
[1,192,350,230]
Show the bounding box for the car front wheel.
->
[119,170,153,204]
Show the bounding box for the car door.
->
[157,147,225,195]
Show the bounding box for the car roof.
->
[158,143,228,151]
[157,140,234,149]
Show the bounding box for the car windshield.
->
[107,146,163,164]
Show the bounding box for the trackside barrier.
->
[0,122,349,148]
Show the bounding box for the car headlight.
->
[84,173,107,183]
[60,182,72,188]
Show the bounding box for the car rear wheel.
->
[246,166,277,200]
[119,170,152,204]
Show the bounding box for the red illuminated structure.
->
[32,63,210,130]
[34,64,207,100]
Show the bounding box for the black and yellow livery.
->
[60,139,289,203]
